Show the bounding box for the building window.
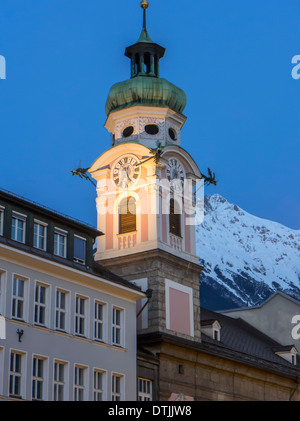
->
[94,301,105,341]
[168,127,177,141]
[34,283,48,326]
[54,228,67,258]
[138,378,152,401]
[0,270,6,316]
[73,235,86,264]
[32,356,45,400]
[75,296,87,337]
[33,221,47,250]
[94,370,105,401]
[169,198,181,237]
[9,351,23,398]
[112,307,123,347]
[119,197,136,234]
[145,124,159,135]
[54,361,66,401]
[122,126,134,138]
[12,276,26,320]
[74,366,86,401]
[213,328,220,341]
[112,374,123,401]
[55,290,68,331]
[0,207,4,236]
[11,212,26,243]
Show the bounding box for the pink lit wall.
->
[169,287,191,336]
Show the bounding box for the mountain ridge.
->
[196,194,300,311]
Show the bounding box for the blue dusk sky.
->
[0,0,299,229]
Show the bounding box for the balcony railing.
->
[118,232,137,250]
[169,233,182,251]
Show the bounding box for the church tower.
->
[89,1,203,342]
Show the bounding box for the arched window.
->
[119,197,136,234]
[169,198,181,237]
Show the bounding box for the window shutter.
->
[119,198,136,234]
[169,199,181,237]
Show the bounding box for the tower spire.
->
[141,0,149,30]
[137,0,153,44]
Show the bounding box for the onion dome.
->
[105,1,187,116]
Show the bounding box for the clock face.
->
[166,158,184,191]
[112,155,141,189]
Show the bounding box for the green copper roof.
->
[137,27,153,43]
[105,76,187,116]
[105,1,187,117]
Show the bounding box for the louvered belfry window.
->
[119,197,136,234]
[169,198,181,237]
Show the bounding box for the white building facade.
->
[0,189,144,401]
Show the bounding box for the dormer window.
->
[201,319,222,342]
[0,206,4,236]
[11,212,27,243]
[74,235,86,265]
[273,345,298,365]
[54,228,67,258]
[34,220,47,251]
[213,328,220,341]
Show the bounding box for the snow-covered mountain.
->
[196,194,300,311]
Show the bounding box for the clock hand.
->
[134,156,154,167]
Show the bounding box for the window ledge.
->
[93,339,110,348]
[169,232,183,239]
[33,246,47,252]
[117,231,137,236]
[53,329,72,338]
[111,344,127,352]
[54,254,67,259]
[10,239,26,245]
[73,258,86,265]
[33,324,51,332]
[8,395,23,400]
[74,334,91,343]
[10,318,30,327]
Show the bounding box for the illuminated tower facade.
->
[89,1,203,343]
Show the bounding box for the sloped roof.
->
[0,230,142,295]
[201,307,299,369]
[200,319,222,328]
[0,187,102,237]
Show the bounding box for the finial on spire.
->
[140,0,149,29]
[141,0,149,10]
